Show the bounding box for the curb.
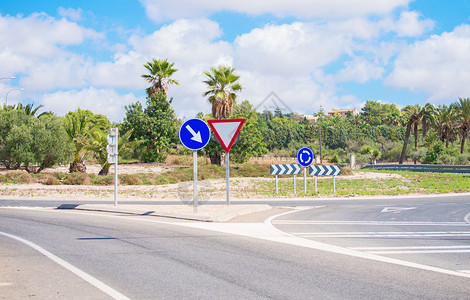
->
[59,204,272,222]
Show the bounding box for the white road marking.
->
[291,231,470,238]
[0,282,13,287]
[367,249,470,254]
[465,212,470,224]
[381,207,416,213]
[351,245,470,251]
[16,208,470,279]
[272,220,470,226]
[0,231,130,300]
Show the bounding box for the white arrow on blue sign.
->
[309,165,341,176]
[297,147,313,167]
[179,119,211,150]
[271,164,301,175]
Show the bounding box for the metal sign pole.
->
[315,176,318,193]
[333,175,336,195]
[275,175,278,194]
[304,167,307,194]
[114,127,118,206]
[226,152,230,205]
[193,150,198,213]
[293,175,296,194]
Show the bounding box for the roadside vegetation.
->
[1,57,470,179]
[0,164,469,198]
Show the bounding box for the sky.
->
[1,0,470,122]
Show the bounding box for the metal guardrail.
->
[362,164,470,173]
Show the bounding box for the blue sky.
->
[1,0,470,122]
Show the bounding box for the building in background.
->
[327,108,360,118]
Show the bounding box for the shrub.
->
[63,173,91,185]
[91,175,114,185]
[119,174,142,185]
[44,177,61,185]
[423,142,444,164]
[329,154,341,164]
[5,171,32,184]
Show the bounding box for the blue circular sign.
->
[179,119,211,150]
[297,147,313,167]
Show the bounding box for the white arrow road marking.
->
[39,209,470,280]
[186,125,202,143]
[381,207,417,213]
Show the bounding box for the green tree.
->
[0,111,73,173]
[203,65,242,119]
[399,108,421,164]
[0,110,31,169]
[453,97,470,154]
[421,103,437,139]
[435,104,457,147]
[230,100,268,163]
[121,93,178,162]
[142,58,179,98]
[63,108,96,173]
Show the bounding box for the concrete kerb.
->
[63,204,272,222]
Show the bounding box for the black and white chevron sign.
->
[309,165,341,176]
[270,164,301,175]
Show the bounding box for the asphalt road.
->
[1,196,470,299]
[272,195,470,274]
[1,192,470,208]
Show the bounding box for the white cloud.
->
[129,19,232,66]
[41,88,139,122]
[57,7,83,21]
[0,13,103,89]
[390,11,434,37]
[235,22,350,76]
[386,24,470,102]
[140,0,411,22]
[335,58,385,83]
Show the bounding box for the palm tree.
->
[63,109,93,173]
[421,103,437,139]
[435,105,457,148]
[399,108,422,164]
[86,129,142,175]
[203,65,242,119]
[142,58,179,97]
[453,97,470,154]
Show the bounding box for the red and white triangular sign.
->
[207,118,245,153]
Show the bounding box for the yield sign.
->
[207,118,245,152]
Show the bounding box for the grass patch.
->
[254,170,470,197]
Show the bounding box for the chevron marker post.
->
[309,165,341,194]
[270,164,302,194]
